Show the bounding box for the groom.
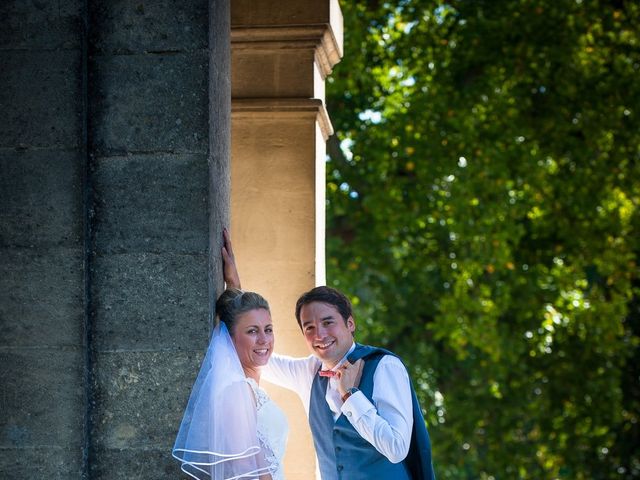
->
[223,232,435,479]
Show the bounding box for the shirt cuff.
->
[341,390,375,423]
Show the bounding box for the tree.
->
[326,1,640,478]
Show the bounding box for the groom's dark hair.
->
[295,286,353,329]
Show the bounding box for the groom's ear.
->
[346,316,355,334]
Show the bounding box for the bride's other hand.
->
[222,228,242,289]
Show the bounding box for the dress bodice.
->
[247,378,289,480]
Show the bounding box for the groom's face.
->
[299,301,355,368]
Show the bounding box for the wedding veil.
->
[173,322,275,479]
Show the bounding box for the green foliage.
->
[326,0,640,478]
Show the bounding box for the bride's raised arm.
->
[222,228,242,289]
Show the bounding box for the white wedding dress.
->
[248,378,289,480]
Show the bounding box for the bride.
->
[173,288,289,479]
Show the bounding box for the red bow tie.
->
[319,370,337,378]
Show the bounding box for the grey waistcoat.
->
[309,346,413,480]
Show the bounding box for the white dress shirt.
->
[262,342,413,464]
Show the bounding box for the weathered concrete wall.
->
[0,1,230,478]
[87,2,210,477]
[0,1,87,478]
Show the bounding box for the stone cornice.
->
[232,98,334,141]
[231,25,342,78]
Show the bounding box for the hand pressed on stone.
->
[222,228,241,289]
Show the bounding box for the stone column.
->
[230,1,343,478]
[0,2,86,477]
[86,1,227,478]
[1,1,231,478]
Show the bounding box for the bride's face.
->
[231,308,274,370]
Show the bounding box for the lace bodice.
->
[247,378,289,480]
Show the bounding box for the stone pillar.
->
[87,1,227,478]
[0,1,230,479]
[230,1,343,478]
[0,2,86,477]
